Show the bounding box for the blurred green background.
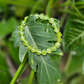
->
[0,0,84,84]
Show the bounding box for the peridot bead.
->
[55,42,61,48]
[20,36,25,41]
[20,21,26,26]
[49,18,54,23]
[34,13,39,18]
[40,14,44,19]
[44,15,49,20]
[27,45,32,50]
[52,23,56,28]
[47,48,52,54]
[42,49,47,55]
[23,40,29,46]
[54,28,59,33]
[24,16,28,21]
[19,31,24,36]
[52,46,57,51]
[19,25,24,31]
[56,32,62,37]
[57,38,62,42]
[36,49,42,55]
[31,47,36,53]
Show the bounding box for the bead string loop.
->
[18,13,62,56]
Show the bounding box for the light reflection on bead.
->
[31,47,36,53]
[47,48,52,54]
[42,49,47,55]
[56,32,62,37]
[20,36,25,41]
[57,38,62,42]
[19,31,24,36]
[36,49,42,55]
[19,25,24,31]
[24,16,28,21]
[27,45,32,50]
[52,46,57,51]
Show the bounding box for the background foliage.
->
[0,0,84,84]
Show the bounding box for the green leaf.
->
[12,15,62,84]
[7,41,20,65]
[0,55,12,84]
[19,77,37,84]
[63,15,84,52]
[25,15,61,84]
[0,17,18,37]
[12,26,27,62]
[28,51,61,84]
[70,75,84,84]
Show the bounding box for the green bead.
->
[54,28,59,33]
[20,20,26,26]
[36,49,42,55]
[23,40,29,46]
[49,18,54,23]
[24,16,28,21]
[27,45,32,50]
[44,15,49,20]
[19,31,24,36]
[57,38,62,42]
[52,46,57,51]
[31,47,36,53]
[56,32,62,37]
[20,36,25,41]
[55,42,61,48]
[34,13,39,18]
[52,22,56,28]
[47,48,52,54]
[40,14,44,19]
[19,25,24,31]
[42,49,47,55]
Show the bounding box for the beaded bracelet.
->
[18,13,62,56]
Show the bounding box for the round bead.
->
[31,47,36,53]
[47,48,52,54]
[20,21,26,26]
[54,28,59,33]
[52,23,56,28]
[27,45,32,50]
[42,49,47,55]
[56,32,62,37]
[20,36,25,41]
[49,18,54,23]
[19,31,24,36]
[34,13,39,18]
[23,40,29,46]
[55,42,61,48]
[19,25,24,31]
[44,15,49,20]
[40,14,44,19]
[36,49,42,55]
[57,38,62,42]
[24,16,28,21]
[52,46,57,51]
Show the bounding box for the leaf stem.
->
[28,70,35,84]
[72,0,84,19]
[10,57,27,84]
[64,54,72,72]
[30,0,42,14]
[58,1,84,7]
[46,0,53,16]
[60,0,71,28]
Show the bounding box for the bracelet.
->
[18,13,62,55]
